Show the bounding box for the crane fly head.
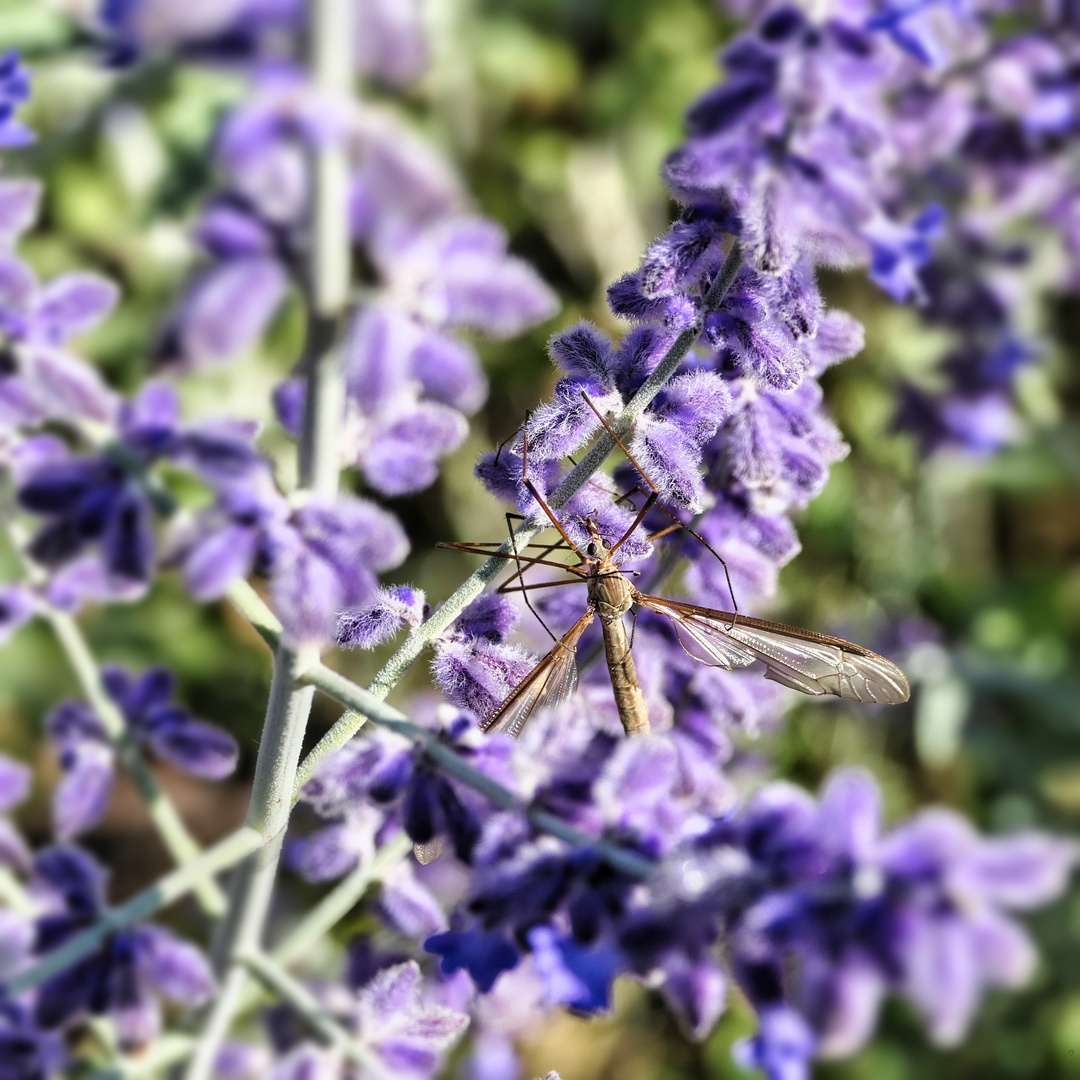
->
[582,517,610,562]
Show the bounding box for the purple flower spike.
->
[337,584,427,649]
[31,845,214,1048]
[733,1006,817,1080]
[46,665,237,838]
[0,52,34,148]
[0,583,36,644]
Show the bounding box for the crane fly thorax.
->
[587,559,634,622]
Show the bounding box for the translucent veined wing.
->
[481,609,596,738]
[635,594,910,705]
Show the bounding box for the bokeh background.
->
[0,1,1077,1076]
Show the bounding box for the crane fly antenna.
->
[579,391,659,555]
[521,424,582,553]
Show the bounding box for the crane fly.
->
[418,395,910,862]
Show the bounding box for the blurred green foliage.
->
[0,0,1076,1075]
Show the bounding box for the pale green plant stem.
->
[298,661,656,878]
[11,638,663,999]
[239,949,380,1069]
[8,827,263,997]
[180,3,355,1075]
[85,837,412,1079]
[8,231,743,1057]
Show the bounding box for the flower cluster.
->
[46,665,238,840]
[713,0,1080,455]
[112,0,557,498]
[256,960,470,1080]
[296,706,1075,1077]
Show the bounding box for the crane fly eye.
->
[586,542,597,557]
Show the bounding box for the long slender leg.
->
[637,496,739,616]
[448,541,577,553]
[437,542,587,576]
[497,577,589,595]
[578,389,739,612]
[505,511,558,642]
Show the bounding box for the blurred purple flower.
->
[0,583,35,644]
[354,0,428,86]
[733,1006,816,1080]
[171,469,408,646]
[0,255,118,427]
[0,178,41,249]
[0,999,66,1079]
[336,584,426,649]
[0,52,34,148]
[264,960,469,1079]
[46,665,238,839]
[30,846,214,1049]
[13,384,262,607]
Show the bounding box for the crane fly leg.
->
[497,577,588,595]
[505,510,558,642]
[437,542,587,576]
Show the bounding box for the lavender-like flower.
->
[28,846,215,1049]
[130,7,558,498]
[261,960,469,1079]
[46,665,238,840]
[0,52,34,149]
[13,382,262,608]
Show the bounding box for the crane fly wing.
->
[481,610,595,738]
[635,595,910,705]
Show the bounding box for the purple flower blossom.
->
[733,1006,816,1080]
[0,179,41,250]
[46,664,237,839]
[263,961,469,1079]
[13,384,262,607]
[431,597,537,723]
[353,0,428,87]
[336,584,427,649]
[0,584,35,644]
[0,999,66,1079]
[30,846,215,1049]
[171,469,409,646]
[0,254,118,427]
[100,0,302,61]
[0,52,34,149]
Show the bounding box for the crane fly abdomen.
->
[599,612,649,736]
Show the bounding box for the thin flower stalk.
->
[180,4,358,1075]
